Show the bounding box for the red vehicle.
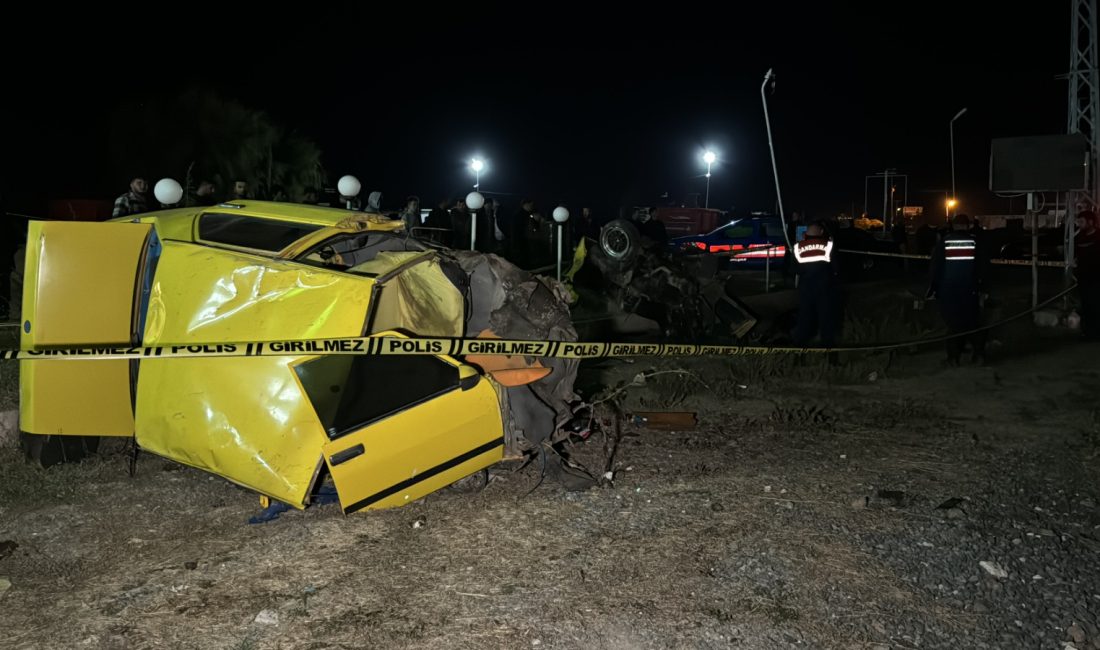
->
[653,207,724,238]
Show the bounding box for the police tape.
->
[836,248,1068,268]
[0,284,1079,362]
[0,338,825,361]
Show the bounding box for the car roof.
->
[113,200,402,243]
[704,217,779,236]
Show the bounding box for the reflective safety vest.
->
[944,234,976,262]
[794,237,834,263]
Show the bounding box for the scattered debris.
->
[412,517,426,530]
[254,610,279,626]
[851,496,869,509]
[979,561,1008,579]
[631,411,698,431]
[0,540,17,561]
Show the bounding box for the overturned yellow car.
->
[19,201,578,513]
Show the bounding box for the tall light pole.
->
[552,206,570,281]
[703,150,717,208]
[466,191,484,251]
[950,107,968,216]
[338,175,361,210]
[470,158,484,191]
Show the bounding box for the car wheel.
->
[599,219,641,267]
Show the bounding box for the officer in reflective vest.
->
[929,213,986,364]
[792,221,840,347]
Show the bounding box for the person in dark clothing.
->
[1074,210,1100,340]
[514,199,550,266]
[792,221,841,347]
[929,214,987,365]
[188,180,218,206]
[575,207,599,247]
[636,208,668,247]
[424,198,453,246]
[451,198,471,250]
[112,177,149,217]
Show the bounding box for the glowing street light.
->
[945,198,958,218]
[702,151,717,208]
[470,158,485,190]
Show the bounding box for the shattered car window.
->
[299,232,425,273]
[296,354,459,439]
[199,213,323,252]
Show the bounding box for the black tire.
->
[599,219,641,268]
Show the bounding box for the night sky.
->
[0,3,1071,220]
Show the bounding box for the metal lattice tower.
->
[1068,0,1100,210]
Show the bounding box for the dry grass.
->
[0,341,1097,648]
[0,356,17,411]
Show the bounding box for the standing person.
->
[365,191,384,215]
[424,197,453,246]
[451,197,471,249]
[112,177,149,217]
[575,207,599,246]
[514,198,549,264]
[1074,209,1100,340]
[190,180,218,206]
[228,180,250,201]
[488,198,506,252]
[792,221,841,348]
[399,195,420,232]
[928,214,987,365]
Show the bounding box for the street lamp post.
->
[466,191,484,251]
[949,107,968,216]
[552,207,570,281]
[338,175,361,210]
[154,178,183,208]
[470,158,484,191]
[703,151,716,208]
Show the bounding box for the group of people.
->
[112,177,250,217]
[788,210,1100,364]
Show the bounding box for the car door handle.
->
[330,444,365,466]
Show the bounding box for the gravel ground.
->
[0,334,1097,649]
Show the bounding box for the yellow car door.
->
[19,220,157,440]
[134,240,376,507]
[295,334,504,513]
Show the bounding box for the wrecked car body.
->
[18,201,578,513]
[571,216,758,340]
